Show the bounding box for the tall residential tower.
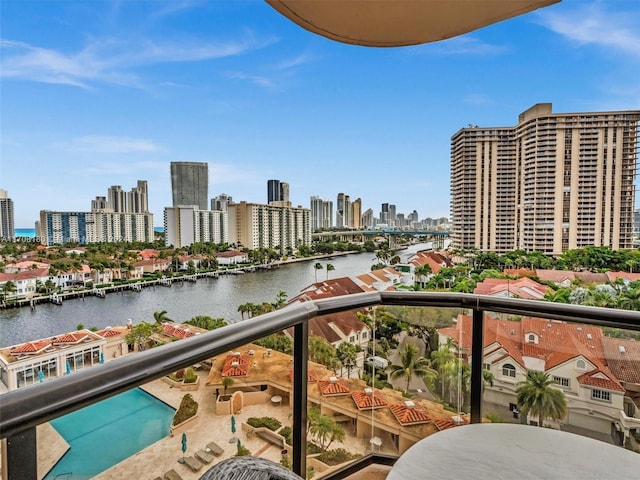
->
[0,189,15,239]
[450,103,640,254]
[171,162,208,210]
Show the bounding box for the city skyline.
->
[2,1,640,227]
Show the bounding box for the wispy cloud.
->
[53,135,163,153]
[0,32,275,89]
[536,1,640,58]
[78,160,168,176]
[275,52,314,71]
[225,71,276,89]
[409,36,509,56]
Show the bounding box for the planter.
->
[170,413,199,436]
[163,376,182,388]
[181,375,200,391]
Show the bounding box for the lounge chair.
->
[195,449,215,464]
[164,469,184,480]
[206,441,224,456]
[179,455,204,472]
[199,457,304,479]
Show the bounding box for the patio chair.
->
[195,448,215,464]
[199,456,304,480]
[206,441,224,456]
[179,455,204,472]
[164,469,184,480]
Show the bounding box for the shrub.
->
[172,394,198,426]
[633,429,640,443]
[175,369,185,379]
[280,426,292,445]
[247,416,282,431]
[183,367,197,383]
[316,448,360,466]
[235,444,251,456]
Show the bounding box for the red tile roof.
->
[434,415,468,431]
[96,328,121,338]
[473,277,551,299]
[290,368,319,383]
[441,315,624,392]
[221,352,251,377]
[51,332,90,345]
[317,377,351,396]
[162,324,196,339]
[389,401,432,426]
[577,371,625,392]
[351,388,388,410]
[606,271,640,283]
[601,337,640,385]
[9,340,51,355]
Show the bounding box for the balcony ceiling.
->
[266,0,560,47]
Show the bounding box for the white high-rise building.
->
[310,196,333,231]
[164,206,228,248]
[451,103,640,254]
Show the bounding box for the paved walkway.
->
[37,369,381,480]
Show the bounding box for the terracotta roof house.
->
[409,250,453,274]
[473,277,552,300]
[601,337,640,415]
[3,261,49,274]
[606,271,640,284]
[440,314,640,439]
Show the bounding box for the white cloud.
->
[536,2,640,58]
[0,32,275,89]
[53,135,163,153]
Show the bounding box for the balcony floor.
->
[341,464,391,480]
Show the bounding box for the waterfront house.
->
[439,314,640,442]
[215,250,249,266]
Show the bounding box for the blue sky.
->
[1,0,639,228]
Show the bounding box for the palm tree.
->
[325,263,335,280]
[153,310,171,325]
[2,281,17,302]
[618,289,640,311]
[414,264,432,289]
[314,262,323,282]
[389,343,437,393]
[516,370,567,427]
[430,346,456,400]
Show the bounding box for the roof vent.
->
[619,346,626,354]
[106,326,112,329]
[576,327,583,331]
[404,400,415,409]
[586,333,592,340]
[364,387,373,395]
[547,323,552,328]
[231,361,240,368]
[233,351,241,357]
[510,330,516,335]
[329,376,338,383]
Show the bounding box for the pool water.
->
[44,388,175,480]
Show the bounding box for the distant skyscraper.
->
[310,196,333,230]
[388,204,397,225]
[212,193,233,211]
[0,189,15,239]
[380,203,389,225]
[127,180,148,213]
[267,179,289,205]
[451,103,640,254]
[107,185,126,212]
[91,196,108,211]
[171,162,208,210]
[362,208,374,228]
[351,198,362,229]
[336,193,346,228]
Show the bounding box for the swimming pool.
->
[44,388,175,480]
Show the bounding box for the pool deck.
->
[37,369,385,480]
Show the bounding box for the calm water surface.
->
[0,245,432,347]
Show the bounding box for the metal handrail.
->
[0,291,638,479]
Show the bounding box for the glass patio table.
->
[387,423,640,480]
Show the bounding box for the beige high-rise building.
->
[227,201,311,254]
[451,103,640,255]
